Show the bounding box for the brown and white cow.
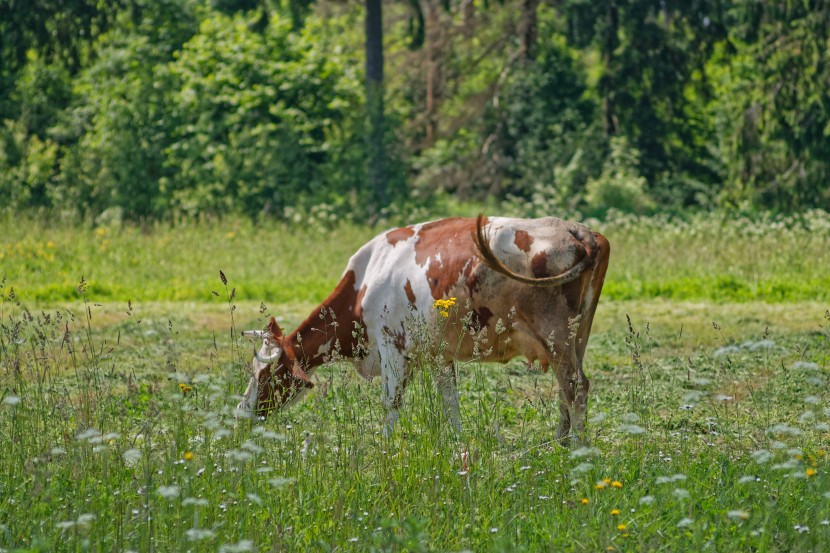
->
[237,215,610,444]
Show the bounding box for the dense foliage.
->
[1,0,828,221]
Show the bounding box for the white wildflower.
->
[570,447,600,459]
[750,449,772,465]
[219,540,255,553]
[620,424,646,435]
[156,485,180,500]
[122,449,142,466]
[677,518,694,527]
[3,395,21,406]
[268,477,296,489]
[186,528,216,541]
[673,488,690,499]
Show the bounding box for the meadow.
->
[1,211,829,551]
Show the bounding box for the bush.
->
[584,137,655,216]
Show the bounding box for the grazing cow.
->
[237,215,610,444]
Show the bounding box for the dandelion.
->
[611,481,623,489]
[581,498,590,505]
[184,451,194,461]
[616,524,626,531]
[610,509,620,516]
[179,383,193,396]
[806,468,817,477]
[595,482,607,490]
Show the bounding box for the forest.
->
[1,0,829,223]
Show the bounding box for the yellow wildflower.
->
[610,509,620,516]
[179,383,193,396]
[581,498,589,505]
[616,523,626,532]
[595,482,607,490]
[611,481,623,488]
[184,451,194,461]
[603,478,612,484]
[806,468,817,477]
[433,297,458,310]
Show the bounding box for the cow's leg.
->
[436,362,461,432]
[571,363,590,446]
[380,348,408,437]
[555,329,590,446]
[555,366,574,443]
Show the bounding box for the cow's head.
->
[236,316,314,419]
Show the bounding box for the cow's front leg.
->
[436,362,461,432]
[380,350,408,437]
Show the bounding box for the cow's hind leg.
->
[436,362,461,432]
[554,341,590,446]
[555,366,575,444]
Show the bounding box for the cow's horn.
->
[253,348,280,364]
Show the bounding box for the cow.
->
[236,215,610,445]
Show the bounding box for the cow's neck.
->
[282,270,365,374]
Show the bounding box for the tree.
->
[365,0,389,216]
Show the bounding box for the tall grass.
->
[1,277,828,550]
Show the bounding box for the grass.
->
[2,210,829,304]
[1,212,829,551]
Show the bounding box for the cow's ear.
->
[267,316,283,340]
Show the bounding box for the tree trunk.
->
[601,2,619,135]
[365,0,388,215]
[519,0,540,62]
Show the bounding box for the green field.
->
[1,213,829,551]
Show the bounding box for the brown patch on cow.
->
[415,218,484,300]
[386,226,415,246]
[404,279,416,304]
[531,251,548,278]
[471,306,493,329]
[288,270,367,366]
[514,230,534,253]
[355,284,368,317]
[383,325,407,353]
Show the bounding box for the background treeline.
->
[1,0,828,223]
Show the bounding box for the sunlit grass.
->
[1,211,829,550]
[2,210,829,303]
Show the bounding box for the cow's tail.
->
[474,214,597,287]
